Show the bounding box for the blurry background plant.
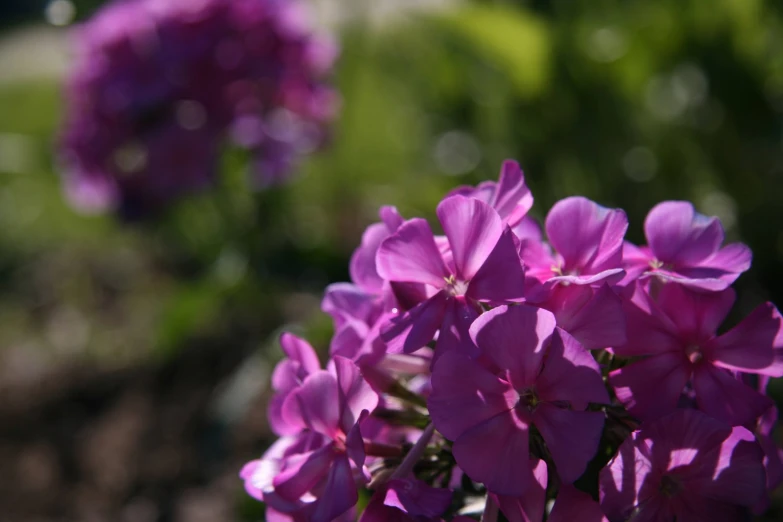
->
[0,0,781,520]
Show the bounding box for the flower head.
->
[60,0,337,215]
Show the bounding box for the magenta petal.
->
[435,297,480,359]
[533,404,604,483]
[273,444,334,501]
[644,201,723,265]
[656,283,735,343]
[383,478,452,518]
[322,283,379,327]
[381,291,448,354]
[466,227,526,302]
[694,426,766,507]
[609,353,690,421]
[311,455,359,522]
[453,411,532,496]
[492,160,534,226]
[332,356,379,431]
[545,197,627,275]
[437,195,503,280]
[707,302,783,377]
[350,222,391,293]
[692,364,774,426]
[428,351,517,440]
[701,241,752,276]
[469,305,556,387]
[546,284,626,350]
[280,333,321,375]
[376,218,450,287]
[599,435,654,521]
[536,328,609,408]
[613,283,681,357]
[493,459,548,522]
[549,485,608,522]
[281,371,340,437]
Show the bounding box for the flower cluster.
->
[241,160,783,521]
[59,0,337,216]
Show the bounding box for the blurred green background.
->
[0,0,782,520]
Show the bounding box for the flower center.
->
[444,274,469,296]
[649,258,665,270]
[659,474,683,498]
[685,345,703,365]
[519,387,541,412]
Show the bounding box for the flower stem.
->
[391,423,436,480]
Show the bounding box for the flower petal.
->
[377,218,450,287]
[469,305,556,388]
[609,353,690,421]
[492,459,548,522]
[428,351,517,440]
[281,371,340,437]
[545,197,627,275]
[707,302,783,377]
[453,411,532,496]
[692,364,774,426]
[644,201,723,265]
[466,227,526,302]
[536,328,610,408]
[549,485,608,522]
[310,454,359,522]
[543,284,626,350]
[533,404,604,483]
[435,297,481,359]
[437,195,503,280]
[381,291,448,354]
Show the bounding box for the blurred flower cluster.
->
[241,160,783,521]
[59,0,337,217]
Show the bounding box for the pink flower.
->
[427,305,608,495]
[623,201,752,291]
[599,409,766,522]
[377,195,526,357]
[609,282,783,425]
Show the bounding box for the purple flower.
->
[599,409,766,522]
[359,478,452,522]
[427,305,609,495]
[609,282,783,425]
[447,160,533,230]
[256,356,380,522]
[59,0,337,216]
[623,201,752,291]
[521,197,628,290]
[377,195,526,357]
[268,333,322,436]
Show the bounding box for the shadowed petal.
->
[273,445,334,501]
[332,356,379,431]
[311,455,359,522]
[466,227,526,302]
[282,371,340,437]
[655,284,735,343]
[381,291,449,354]
[692,364,774,426]
[545,284,626,350]
[377,218,450,287]
[533,404,604,483]
[453,411,532,496]
[609,353,690,421]
[536,328,609,409]
[435,297,481,359]
[437,195,503,280]
[493,459,548,522]
[707,302,783,377]
[549,485,608,522]
[428,351,517,440]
